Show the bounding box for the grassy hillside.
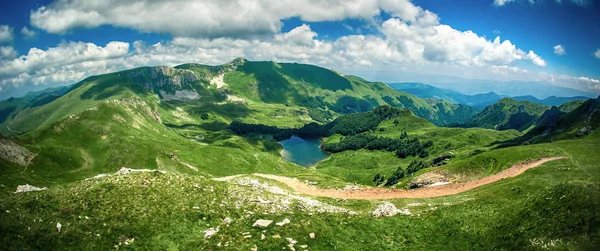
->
[464,98,549,131]
[0,59,598,250]
[315,109,522,186]
[0,59,477,137]
[1,136,598,250]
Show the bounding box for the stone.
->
[56,222,62,232]
[261,234,265,240]
[203,227,218,239]
[0,138,34,166]
[371,202,404,217]
[272,234,281,239]
[15,184,47,193]
[309,233,315,239]
[300,245,308,249]
[252,219,273,228]
[275,218,291,226]
[222,217,232,225]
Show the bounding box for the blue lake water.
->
[278,136,328,167]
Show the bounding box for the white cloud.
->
[594,48,600,59]
[0,46,18,60]
[493,0,515,6]
[4,0,594,98]
[0,41,129,85]
[494,0,593,6]
[274,24,318,47]
[21,26,37,38]
[526,50,547,67]
[553,44,566,55]
[0,25,13,42]
[30,0,429,38]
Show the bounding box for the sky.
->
[0,0,599,99]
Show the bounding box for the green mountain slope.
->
[523,97,600,143]
[0,59,477,136]
[464,98,549,131]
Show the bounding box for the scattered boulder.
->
[309,233,315,239]
[222,217,232,225]
[371,202,411,217]
[15,184,47,193]
[272,234,281,239]
[203,227,219,239]
[252,219,273,228]
[275,218,290,226]
[0,137,34,166]
[577,126,592,137]
[56,222,62,232]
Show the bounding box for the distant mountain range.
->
[387,73,597,99]
[389,82,590,110]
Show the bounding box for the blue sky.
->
[0,0,599,99]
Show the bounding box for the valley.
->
[0,59,599,250]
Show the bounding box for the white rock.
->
[252,219,273,228]
[275,218,291,226]
[371,202,410,217]
[203,227,219,239]
[261,234,265,240]
[222,217,232,225]
[56,222,62,232]
[309,233,315,239]
[15,184,47,193]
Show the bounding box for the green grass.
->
[315,111,523,186]
[1,137,598,250]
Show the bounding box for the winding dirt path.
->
[252,156,567,200]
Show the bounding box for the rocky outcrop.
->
[409,171,450,189]
[127,66,199,90]
[371,202,411,217]
[577,126,592,137]
[15,184,47,193]
[0,137,34,166]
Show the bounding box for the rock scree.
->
[0,137,35,166]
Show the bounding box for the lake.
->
[278,136,329,167]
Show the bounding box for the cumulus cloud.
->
[0,41,129,90]
[21,26,37,38]
[0,46,18,60]
[4,0,595,98]
[594,48,600,59]
[0,25,13,42]
[30,0,428,38]
[553,44,566,55]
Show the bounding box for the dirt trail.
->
[253,157,567,200]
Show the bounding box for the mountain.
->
[0,59,477,136]
[522,97,600,143]
[391,73,597,99]
[390,82,591,111]
[0,85,71,128]
[512,95,589,107]
[464,98,549,131]
[388,82,502,109]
